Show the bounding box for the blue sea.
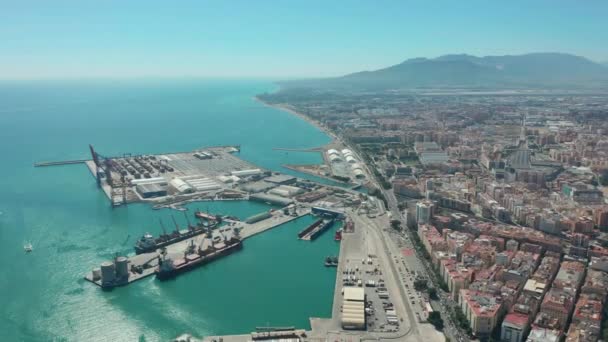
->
[0,80,339,341]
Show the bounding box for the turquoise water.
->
[0,80,339,341]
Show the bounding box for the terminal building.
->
[342,287,366,330]
[312,206,345,219]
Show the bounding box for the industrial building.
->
[169,178,195,194]
[249,193,294,206]
[265,174,297,185]
[342,286,366,330]
[136,183,168,198]
[268,185,305,198]
[312,206,345,218]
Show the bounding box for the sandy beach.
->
[254,96,338,142]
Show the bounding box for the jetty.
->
[34,159,87,167]
[84,206,310,289]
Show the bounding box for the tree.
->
[428,311,444,331]
[428,287,438,300]
[390,219,402,231]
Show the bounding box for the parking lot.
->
[339,256,403,333]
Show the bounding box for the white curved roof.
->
[328,149,339,155]
[329,155,342,162]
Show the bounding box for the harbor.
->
[85,205,310,289]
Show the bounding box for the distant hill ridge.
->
[280,52,608,90]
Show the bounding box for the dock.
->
[34,159,88,167]
[84,206,310,289]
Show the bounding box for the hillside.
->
[279,53,608,90]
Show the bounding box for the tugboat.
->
[334,228,343,241]
[324,256,338,267]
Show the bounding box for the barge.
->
[308,218,335,241]
[297,218,323,239]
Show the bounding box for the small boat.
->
[24,242,33,253]
[324,256,338,267]
[335,229,343,241]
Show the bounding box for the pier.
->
[34,159,88,167]
[272,147,321,152]
[84,206,310,289]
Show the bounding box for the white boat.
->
[24,242,33,253]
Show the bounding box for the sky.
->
[1,0,607,80]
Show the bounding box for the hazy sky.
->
[1,0,607,79]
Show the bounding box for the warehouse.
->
[264,174,297,185]
[312,206,345,218]
[169,178,195,194]
[136,183,167,198]
[218,175,241,183]
[183,177,221,191]
[345,155,357,163]
[329,154,343,163]
[268,185,305,198]
[250,193,294,206]
[353,169,366,179]
[342,287,366,330]
[231,169,262,177]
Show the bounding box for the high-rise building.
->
[416,200,434,225]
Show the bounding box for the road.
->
[384,191,467,342]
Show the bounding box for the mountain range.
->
[280,53,608,90]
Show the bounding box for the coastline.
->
[254,96,338,142]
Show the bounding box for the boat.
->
[156,237,243,280]
[297,218,323,239]
[134,216,217,254]
[324,256,338,267]
[24,242,33,253]
[335,228,343,241]
[194,210,221,222]
[308,218,335,240]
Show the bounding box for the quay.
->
[84,206,310,289]
[34,159,87,167]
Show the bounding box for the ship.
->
[324,256,338,267]
[308,218,335,240]
[297,218,323,239]
[334,228,343,241]
[194,210,222,223]
[134,214,218,254]
[156,237,243,280]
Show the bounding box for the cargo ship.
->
[298,218,323,239]
[156,237,243,280]
[134,216,217,254]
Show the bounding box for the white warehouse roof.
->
[343,287,365,302]
[170,178,194,193]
